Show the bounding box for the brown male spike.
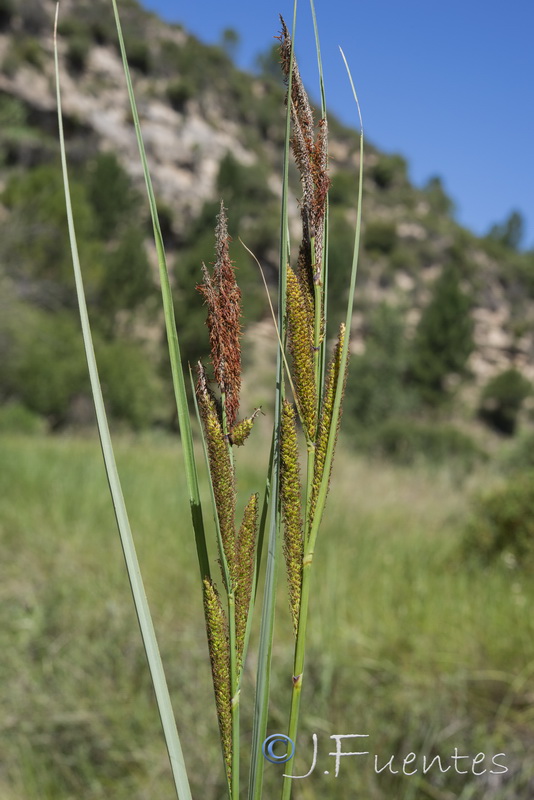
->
[279,17,330,297]
[197,202,242,430]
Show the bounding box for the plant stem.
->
[229,591,240,800]
[280,551,313,799]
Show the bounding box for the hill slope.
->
[1,0,534,434]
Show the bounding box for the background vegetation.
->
[1,434,533,799]
[1,1,534,797]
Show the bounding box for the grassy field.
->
[1,432,533,799]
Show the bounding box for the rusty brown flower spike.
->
[280,400,304,634]
[202,578,232,784]
[197,202,242,431]
[279,17,330,298]
[196,362,236,581]
[286,266,317,440]
[234,493,259,668]
[308,323,348,532]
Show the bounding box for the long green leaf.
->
[54,8,192,800]
[110,0,210,585]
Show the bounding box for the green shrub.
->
[166,78,195,112]
[2,164,102,290]
[0,0,14,29]
[372,153,407,189]
[99,227,154,319]
[407,264,474,405]
[11,312,88,427]
[363,220,397,254]
[479,368,531,435]
[368,418,484,467]
[329,170,358,206]
[123,39,151,74]
[66,35,91,73]
[18,0,48,35]
[502,430,534,473]
[0,401,46,434]
[7,36,44,71]
[463,472,534,568]
[344,304,415,428]
[97,341,165,430]
[86,152,140,240]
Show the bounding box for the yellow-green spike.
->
[280,400,304,634]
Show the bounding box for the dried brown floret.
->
[197,202,242,430]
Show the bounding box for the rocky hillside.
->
[1,0,534,436]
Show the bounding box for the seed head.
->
[309,323,348,531]
[280,400,303,634]
[202,578,232,784]
[197,202,242,430]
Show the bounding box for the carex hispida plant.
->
[56,0,363,798]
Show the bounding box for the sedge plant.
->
[55,0,363,798]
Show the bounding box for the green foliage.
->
[3,436,532,798]
[66,35,91,73]
[16,0,48,35]
[325,208,356,327]
[479,368,531,435]
[408,265,474,405]
[344,303,415,428]
[328,170,358,207]
[2,163,102,291]
[6,310,89,427]
[166,77,195,111]
[125,38,151,74]
[1,302,163,429]
[99,226,154,319]
[366,418,484,467]
[423,175,454,215]
[85,152,140,240]
[0,0,14,29]
[220,27,240,60]
[255,42,283,80]
[363,219,397,254]
[97,340,166,429]
[371,153,407,189]
[3,35,44,74]
[463,472,534,568]
[501,430,534,473]
[487,209,525,251]
[0,401,45,433]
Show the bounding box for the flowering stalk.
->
[196,204,261,799]
[278,12,362,797]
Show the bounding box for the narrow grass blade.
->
[248,5,298,798]
[54,8,192,799]
[110,0,210,585]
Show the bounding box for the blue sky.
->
[140,0,533,248]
